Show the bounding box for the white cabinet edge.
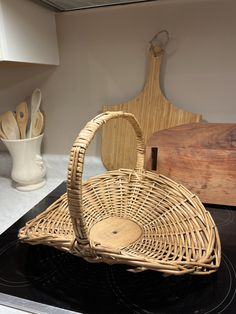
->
[0,0,7,60]
[0,0,59,65]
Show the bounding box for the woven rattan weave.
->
[19,111,221,275]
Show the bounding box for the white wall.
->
[1,0,236,155]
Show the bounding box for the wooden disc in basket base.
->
[89,217,143,252]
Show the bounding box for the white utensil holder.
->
[1,134,46,191]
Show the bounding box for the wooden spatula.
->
[1,111,20,140]
[0,114,7,139]
[0,125,6,139]
[31,110,44,137]
[16,101,28,139]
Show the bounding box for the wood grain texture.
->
[146,123,236,206]
[0,127,6,139]
[31,110,44,138]
[0,114,7,139]
[16,101,28,139]
[102,48,202,170]
[89,217,142,252]
[1,111,20,140]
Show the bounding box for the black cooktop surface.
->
[0,182,235,314]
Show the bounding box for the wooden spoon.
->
[1,111,20,140]
[31,111,44,137]
[28,88,42,138]
[16,101,29,139]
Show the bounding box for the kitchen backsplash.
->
[0,0,236,155]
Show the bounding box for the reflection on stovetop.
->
[0,183,235,314]
[208,205,236,228]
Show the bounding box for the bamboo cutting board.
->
[102,44,202,170]
[146,123,236,206]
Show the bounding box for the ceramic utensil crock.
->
[1,134,46,191]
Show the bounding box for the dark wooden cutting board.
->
[146,123,236,206]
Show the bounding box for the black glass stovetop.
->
[0,182,235,314]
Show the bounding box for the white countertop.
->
[0,152,106,314]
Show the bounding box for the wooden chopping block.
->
[101,35,202,171]
[146,123,236,206]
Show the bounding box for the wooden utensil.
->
[28,88,42,138]
[31,110,44,137]
[16,101,29,139]
[101,33,202,170]
[146,123,236,206]
[0,114,7,139]
[1,111,20,140]
[0,126,6,139]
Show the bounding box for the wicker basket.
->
[19,111,221,275]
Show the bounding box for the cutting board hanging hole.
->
[149,30,170,57]
[151,147,158,171]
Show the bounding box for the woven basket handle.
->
[67,111,145,244]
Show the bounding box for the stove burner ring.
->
[209,253,236,314]
[108,253,236,314]
[0,240,67,287]
[209,208,235,228]
[0,239,235,314]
